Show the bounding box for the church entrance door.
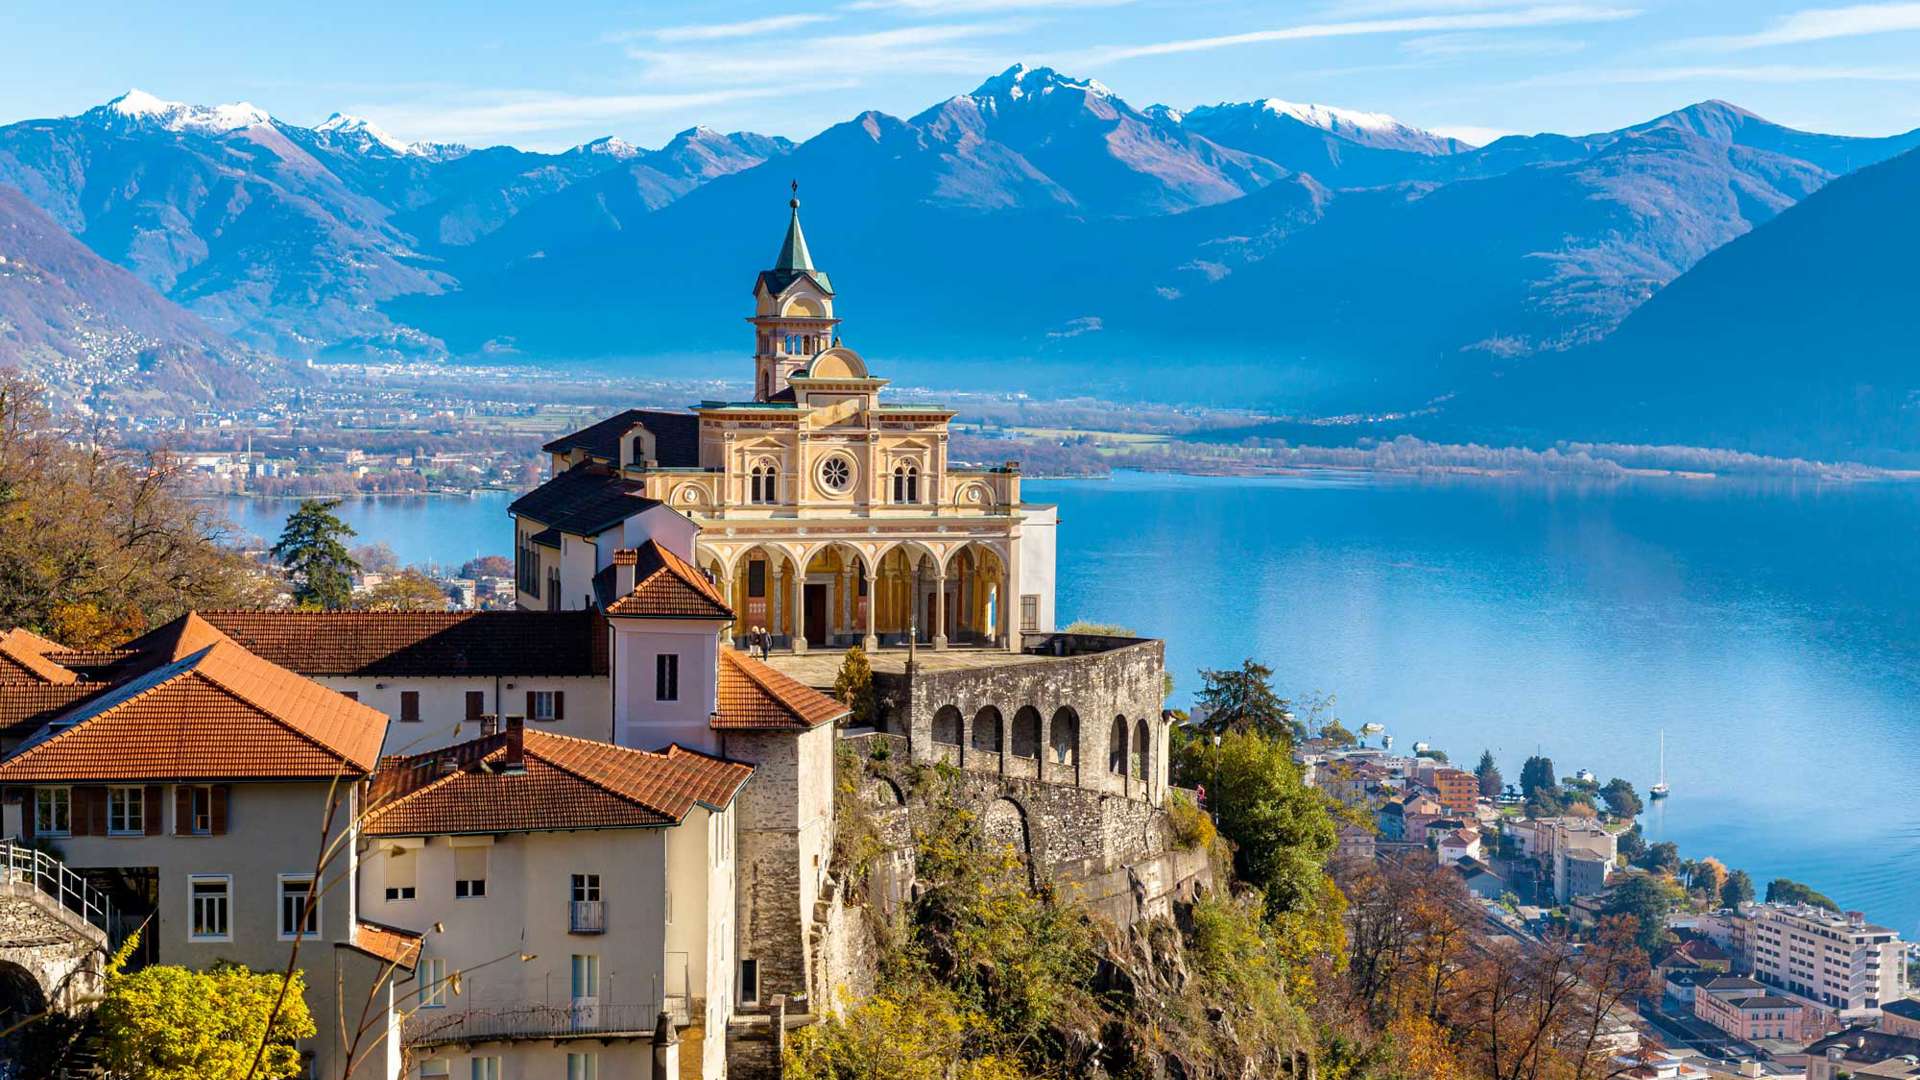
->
[805,583,829,645]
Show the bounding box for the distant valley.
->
[2,65,1919,459]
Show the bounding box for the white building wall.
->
[559,533,598,611]
[316,675,611,754]
[618,505,702,563]
[611,620,723,755]
[1017,504,1058,638]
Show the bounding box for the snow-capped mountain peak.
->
[970,64,1114,107]
[314,112,412,154]
[1259,98,1407,137]
[99,89,271,134]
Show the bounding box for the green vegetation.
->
[1721,869,1756,908]
[1172,728,1336,920]
[1765,877,1841,911]
[1604,876,1685,952]
[94,935,315,1080]
[831,646,877,728]
[1165,789,1218,852]
[1599,777,1643,819]
[0,370,271,646]
[271,498,360,610]
[1473,749,1502,799]
[354,568,448,611]
[1192,660,1302,742]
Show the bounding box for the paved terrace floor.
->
[758,646,1054,688]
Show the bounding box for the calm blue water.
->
[216,473,1920,934]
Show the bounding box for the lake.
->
[217,472,1920,935]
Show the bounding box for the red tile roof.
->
[0,629,79,685]
[194,610,609,677]
[713,649,847,731]
[0,683,110,741]
[605,540,733,620]
[363,729,752,837]
[343,920,423,972]
[0,634,389,782]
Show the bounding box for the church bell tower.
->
[750,183,840,401]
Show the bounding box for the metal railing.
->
[0,839,112,937]
[569,899,605,934]
[404,1000,679,1048]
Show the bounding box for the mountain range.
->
[1,65,1917,455]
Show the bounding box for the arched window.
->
[1010,706,1042,759]
[893,463,919,504]
[932,706,963,746]
[1109,715,1128,775]
[750,461,777,504]
[1133,718,1151,782]
[972,706,1003,754]
[1049,707,1079,765]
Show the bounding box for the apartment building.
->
[1744,903,1907,1020]
[1692,976,1819,1043]
[1501,816,1619,904]
[361,719,752,1079]
[0,614,409,1078]
[1417,764,1478,817]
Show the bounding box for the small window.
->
[189,875,231,941]
[107,786,144,835]
[567,1053,599,1080]
[570,953,600,1000]
[399,691,421,723]
[465,690,485,722]
[1020,594,1039,632]
[819,456,852,493]
[35,787,71,837]
[529,690,558,721]
[384,847,417,902]
[572,873,601,902]
[747,560,767,598]
[420,957,448,1007]
[279,875,319,940]
[470,1056,500,1080]
[189,785,215,835]
[740,958,759,1003]
[656,654,679,702]
[419,1060,450,1079]
[454,846,488,899]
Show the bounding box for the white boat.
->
[1650,731,1671,799]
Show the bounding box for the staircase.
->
[0,839,112,1012]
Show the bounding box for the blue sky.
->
[6,1,1920,151]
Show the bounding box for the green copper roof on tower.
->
[764,181,832,293]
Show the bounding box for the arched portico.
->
[872,541,941,648]
[725,543,803,649]
[943,542,1010,648]
[795,541,874,652]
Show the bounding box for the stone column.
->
[932,571,948,650]
[863,568,879,653]
[1003,539,1023,654]
[791,565,808,654]
[770,563,785,639]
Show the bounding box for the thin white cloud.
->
[1696,2,1920,49]
[626,20,1030,85]
[343,86,811,147]
[1401,31,1587,58]
[1072,5,1641,64]
[642,14,838,44]
[1524,63,1920,86]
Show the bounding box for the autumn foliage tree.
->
[93,934,316,1080]
[0,370,272,646]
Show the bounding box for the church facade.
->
[514,193,1056,653]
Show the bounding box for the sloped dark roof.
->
[199,610,609,678]
[509,464,664,536]
[1885,998,1920,1022]
[541,409,701,468]
[1803,1026,1920,1063]
[0,683,110,741]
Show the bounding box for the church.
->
[512,188,1057,654]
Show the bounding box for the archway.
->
[1049,707,1080,780]
[800,542,873,650]
[874,542,939,647]
[729,544,801,649]
[1133,717,1152,793]
[0,960,47,1062]
[945,543,1008,647]
[932,705,964,747]
[980,798,1031,861]
[971,706,1003,756]
[1010,706,1042,759]
[1108,715,1129,776]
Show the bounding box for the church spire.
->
[774,180,814,272]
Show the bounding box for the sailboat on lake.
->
[1650,730,1671,799]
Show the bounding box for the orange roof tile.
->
[0,683,109,740]
[0,629,79,685]
[0,639,389,782]
[343,920,423,972]
[605,540,733,620]
[363,729,752,837]
[713,649,847,732]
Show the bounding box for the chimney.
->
[479,714,498,738]
[614,548,639,596]
[504,716,525,771]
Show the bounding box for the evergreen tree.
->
[1764,877,1840,911]
[1474,749,1503,798]
[1721,869,1756,908]
[831,646,876,727]
[1600,777,1643,819]
[1519,755,1558,799]
[1603,875,1684,952]
[1193,659,1299,742]
[1617,823,1647,863]
[271,499,360,610]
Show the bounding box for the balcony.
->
[569,899,605,934]
[405,999,687,1049]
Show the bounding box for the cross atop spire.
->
[775,182,814,273]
